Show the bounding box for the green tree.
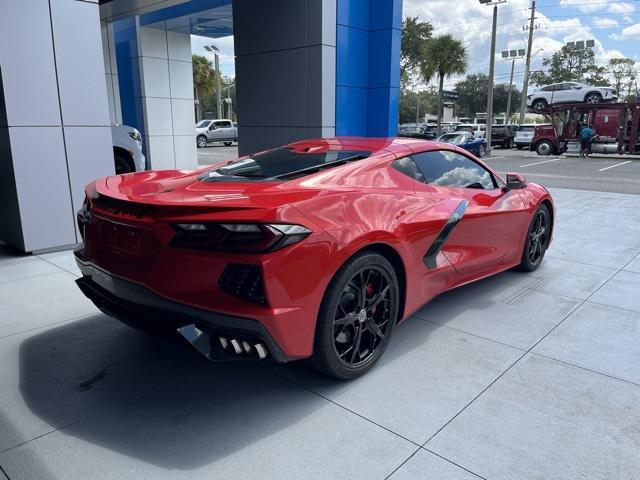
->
[192,54,216,121]
[399,88,438,124]
[401,16,433,85]
[608,58,636,100]
[530,45,610,87]
[420,34,468,135]
[455,73,520,120]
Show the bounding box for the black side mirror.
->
[209,124,216,131]
[505,172,526,190]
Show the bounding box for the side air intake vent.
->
[218,264,266,304]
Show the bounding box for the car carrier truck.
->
[530,102,640,156]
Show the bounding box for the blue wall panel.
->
[336,86,368,136]
[113,17,146,152]
[336,25,369,88]
[335,0,402,137]
[337,0,370,31]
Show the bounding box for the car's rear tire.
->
[503,138,513,149]
[114,151,134,175]
[585,92,602,104]
[311,251,399,380]
[536,140,554,156]
[532,99,547,112]
[477,144,486,157]
[197,135,207,148]
[517,204,550,272]
[223,141,233,146]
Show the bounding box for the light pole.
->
[204,45,222,119]
[565,40,595,81]
[519,0,537,125]
[501,48,526,123]
[480,0,505,154]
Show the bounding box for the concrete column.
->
[0,0,113,253]
[113,18,197,170]
[233,0,336,155]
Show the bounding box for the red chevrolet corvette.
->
[75,137,554,379]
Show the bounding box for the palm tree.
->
[421,35,468,136]
[192,54,216,121]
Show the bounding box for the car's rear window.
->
[199,147,371,182]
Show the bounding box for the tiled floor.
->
[1,187,639,479]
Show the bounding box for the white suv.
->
[527,82,616,112]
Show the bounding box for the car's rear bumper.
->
[75,255,293,363]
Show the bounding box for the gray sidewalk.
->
[0,187,639,479]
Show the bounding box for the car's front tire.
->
[311,251,399,380]
[532,99,547,112]
[517,204,550,272]
[477,144,486,157]
[196,135,207,148]
[584,92,602,104]
[114,151,134,175]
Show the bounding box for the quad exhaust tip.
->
[221,335,268,359]
[177,324,269,360]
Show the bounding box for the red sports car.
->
[75,137,554,379]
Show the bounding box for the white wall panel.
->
[173,135,197,169]
[171,99,196,135]
[140,57,171,98]
[139,26,168,59]
[63,126,114,238]
[144,98,173,135]
[146,136,175,170]
[169,60,194,100]
[9,127,76,250]
[167,31,192,61]
[50,0,110,127]
[0,0,61,126]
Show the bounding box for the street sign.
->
[442,90,459,101]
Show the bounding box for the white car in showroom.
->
[526,82,617,112]
[111,124,145,174]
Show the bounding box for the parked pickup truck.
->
[196,119,238,148]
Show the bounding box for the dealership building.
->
[0,0,402,253]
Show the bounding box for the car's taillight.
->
[169,223,311,253]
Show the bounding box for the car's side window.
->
[412,150,497,190]
[215,121,232,128]
[391,156,425,182]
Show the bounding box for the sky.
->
[191,0,640,89]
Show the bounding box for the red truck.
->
[531,102,640,156]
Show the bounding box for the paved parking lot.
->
[1,185,639,479]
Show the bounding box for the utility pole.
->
[204,45,223,119]
[214,53,222,119]
[485,2,499,154]
[506,58,515,123]
[519,0,536,125]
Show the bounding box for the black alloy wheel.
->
[532,99,547,112]
[585,93,602,104]
[517,204,550,272]
[312,252,399,379]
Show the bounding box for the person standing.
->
[579,124,595,158]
